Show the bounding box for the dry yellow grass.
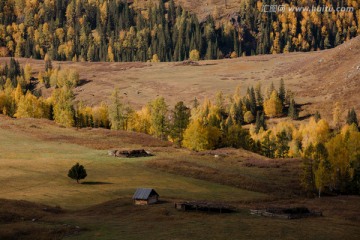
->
[1,36,359,123]
[135,0,243,22]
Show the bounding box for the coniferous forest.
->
[0,0,359,62]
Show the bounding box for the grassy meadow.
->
[0,115,359,239]
[0,116,267,209]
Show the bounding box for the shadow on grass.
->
[81,181,113,185]
[78,79,92,86]
[298,114,313,121]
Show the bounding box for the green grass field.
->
[0,124,266,210]
[0,116,359,239]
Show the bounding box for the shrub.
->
[68,163,87,183]
[189,49,200,61]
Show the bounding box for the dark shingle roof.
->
[132,188,159,200]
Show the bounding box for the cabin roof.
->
[132,188,159,200]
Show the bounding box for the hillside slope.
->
[290,36,360,114]
[136,0,242,21]
[1,37,359,121]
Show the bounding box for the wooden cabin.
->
[132,188,159,205]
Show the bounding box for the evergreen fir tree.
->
[275,130,290,158]
[279,79,286,105]
[288,98,299,120]
[171,101,191,146]
[261,131,276,158]
[249,86,257,115]
[346,108,358,127]
[255,111,266,133]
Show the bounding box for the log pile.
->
[108,149,153,158]
[175,201,236,213]
[250,207,322,219]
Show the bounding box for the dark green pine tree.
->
[275,130,290,158]
[268,82,275,97]
[233,100,244,125]
[249,87,257,115]
[232,100,244,125]
[206,40,213,60]
[302,159,316,194]
[168,0,176,24]
[261,131,276,158]
[170,101,191,146]
[233,30,239,56]
[350,154,360,194]
[279,79,286,105]
[288,98,299,120]
[255,111,266,133]
[346,108,358,127]
[255,84,263,107]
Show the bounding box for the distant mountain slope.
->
[287,36,360,118]
[145,0,242,21]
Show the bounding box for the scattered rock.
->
[108,150,117,156]
[250,207,322,219]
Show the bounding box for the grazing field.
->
[0,116,267,209]
[0,115,360,239]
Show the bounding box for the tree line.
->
[0,0,358,62]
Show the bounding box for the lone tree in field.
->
[68,163,87,183]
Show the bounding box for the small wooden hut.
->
[132,188,159,205]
